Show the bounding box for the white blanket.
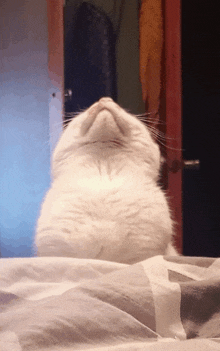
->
[1,256,220,350]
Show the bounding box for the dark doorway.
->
[64,2,117,116]
[182,0,220,256]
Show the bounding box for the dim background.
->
[0,0,219,257]
[182,0,220,256]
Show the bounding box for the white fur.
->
[35,97,177,263]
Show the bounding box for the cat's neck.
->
[52,153,156,195]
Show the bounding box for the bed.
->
[1,255,220,351]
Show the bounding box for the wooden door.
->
[47,0,64,155]
[140,0,182,253]
[164,0,182,253]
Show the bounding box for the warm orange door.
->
[47,0,64,154]
[140,0,182,253]
[47,0,64,92]
[164,0,182,253]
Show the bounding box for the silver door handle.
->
[183,160,200,170]
[166,159,200,173]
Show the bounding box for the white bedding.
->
[1,255,220,350]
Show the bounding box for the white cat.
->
[35,97,177,263]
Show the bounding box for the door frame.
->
[163,0,182,253]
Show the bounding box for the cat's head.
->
[52,97,161,179]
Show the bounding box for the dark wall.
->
[182,0,220,256]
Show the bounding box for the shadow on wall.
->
[0,0,51,257]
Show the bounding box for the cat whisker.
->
[64,108,85,117]
[140,120,165,127]
[146,125,178,142]
[135,109,158,117]
[64,113,80,119]
[137,116,166,125]
[145,127,182,152]
[146,126,166,139]
[157,139,183,152]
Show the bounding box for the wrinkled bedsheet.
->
[0,255,220,351]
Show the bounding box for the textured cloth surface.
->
[1,255,220,350]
